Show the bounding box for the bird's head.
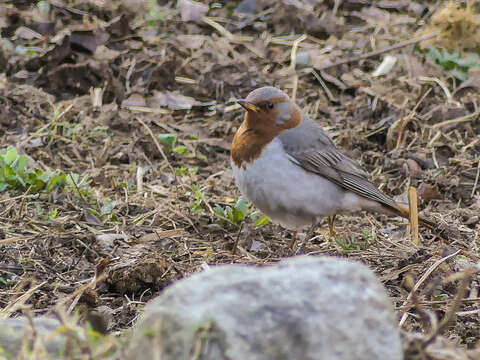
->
[231,87,302,168]
[237,86,301,131]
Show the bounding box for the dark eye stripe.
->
[257,102,274,110]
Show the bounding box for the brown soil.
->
[0,1,479,358]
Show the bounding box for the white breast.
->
[232,139,351,229]
[231,138,384,229]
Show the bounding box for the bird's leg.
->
[297,224,317,253]
[288,230,298,249]
[328,215,336,237]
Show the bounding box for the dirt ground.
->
[1,0,480,358]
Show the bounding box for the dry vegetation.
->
[0,0,480,358]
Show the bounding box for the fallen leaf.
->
[177,35,206,49]
[122,93,147,107]
[417,183,440,202]
[149,91,214,110]
[178,0,208,23]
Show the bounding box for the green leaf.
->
[66,173,79,186]
[255,215,270,227]
[49,208,58,220]
[101,200,117,215]
[427,46,442,63]
[87,208,100,218]
[439,49,459,65]
[225,206,234,222]
[3,147,18,165]
[158,134,177,145]
[13,154,28,173]
[232,197,248,222]
[46,172,67,191]
[4,165,14,181]
[447,68,468,81]
[172,146,186,154]
[213,204,225,218]
[456,54,480,68]
[0,183,8,192]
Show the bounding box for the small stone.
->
[405,158,422,178]
[0,317,64,358]
[295,51,310,67]
[178,0,209,23]
[234,0,257,15]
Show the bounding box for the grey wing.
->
[279,115,400,211]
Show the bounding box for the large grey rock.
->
[0,317,64,358]
[126,256,403,360]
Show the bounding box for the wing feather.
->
[279,115,400,212]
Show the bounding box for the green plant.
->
[176,167,198,176]
[427,46,480,80]
[145,0,168,24]
[213,197,270,226]
[189,184,204,212]
[336,230,373,253]
[0,146,67,192]
[158,133,186,154]
[250,210,270,227]
[65,173,92,199]
[35,204,59,221]
[214,197,248,224]
[87,199,119,223]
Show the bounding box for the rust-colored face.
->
[231,94,302,168]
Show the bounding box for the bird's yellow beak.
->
[237,100,260,113]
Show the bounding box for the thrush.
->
[230,86,433,246]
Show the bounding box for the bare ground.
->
[0,0,480,358]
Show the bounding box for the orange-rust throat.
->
[231,106,301,168]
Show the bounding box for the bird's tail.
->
[396,203,435,229]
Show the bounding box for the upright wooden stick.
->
[408,186,419,245]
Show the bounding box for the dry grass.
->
[0,0,479,358]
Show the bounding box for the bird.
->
[230,86,433,247]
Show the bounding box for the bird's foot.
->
[288,230,298,250]
[328,215,337,237]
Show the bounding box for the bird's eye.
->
[267,102,274,109]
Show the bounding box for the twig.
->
[125,57,136,94]
[0,236,31,245]
[289,34,308,73]
[48,0,89,15]
[18,185,33,218]
[408,186,419,245]
[471,160,480,198]
[432,111,480,130]
[316,33,438,71]
[418,76,453,100]
[395,88,431,149]
[0,281,48,317]
[136,166,144,194]
[398,250,460,327]
[136,117,177,181]
[232,221,244,256]
[282,34,308,96]
[332,0,341,16]
[311,69,336,102]
[411,291,438,334]
[422,271,473,347]
[202,17,252,42]
[292,75,299,103]
[68,173,89,205]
